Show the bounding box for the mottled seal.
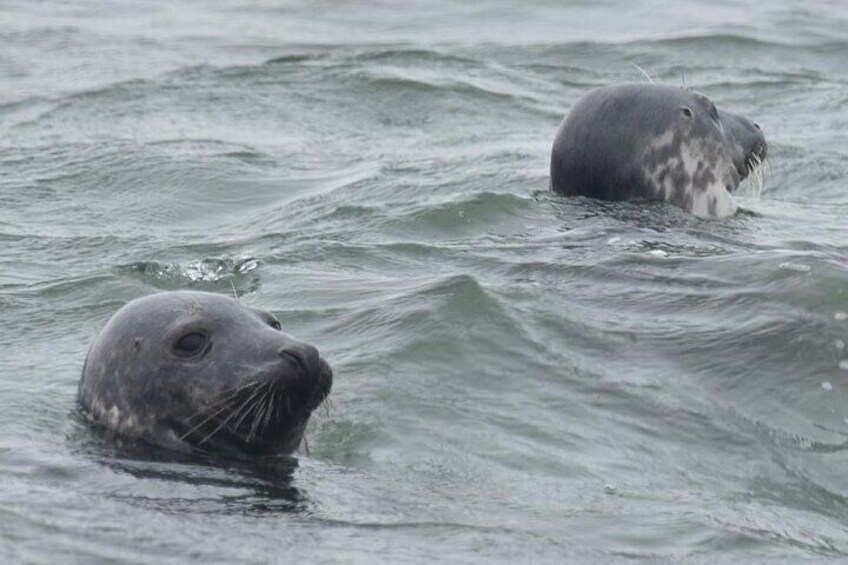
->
[550,84,767,218]
[79,291,332,457]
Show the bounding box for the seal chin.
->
[306,359,333,412]
[221,418,310,457]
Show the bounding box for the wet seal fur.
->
[79,291,332,458]
[550,84,767,218]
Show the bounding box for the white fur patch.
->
[682,141,737,219]
[643,132,738,219]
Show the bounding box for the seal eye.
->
[680,107,693,119]
[269,319,282,331]
[174,332,207,357]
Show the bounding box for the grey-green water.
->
[2,1,847,563]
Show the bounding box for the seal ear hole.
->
[174,332,207,357]
[680,107,694,119]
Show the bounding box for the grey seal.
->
[79,291,332,457]
[550,84,767,218]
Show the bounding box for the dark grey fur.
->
[550,84,767,217]
[79,291,332,457]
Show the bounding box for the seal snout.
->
[726,113,767,182]
[742,117,767,157]
[740,137,767,182]
[278,345,314,378]
[276,343,333,411]
[752,138,767,162]
[749,120,767,159]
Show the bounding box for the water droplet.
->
[822,381,834,391]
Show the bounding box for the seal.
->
[550,84,767,218]
[78,291,332,457]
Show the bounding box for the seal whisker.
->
[230,381,273,434]
[226,381,273,432]
[231,386,270,433]
[247,386,275,442]
[247,406,266,442]
[186,380,263,423]
[179,381,266,442]
[192,381,270,445]
[746,153,765,199]
[631,62,655,84]
[196,388,263,446]
[256,385,277,431]
[179,392,250,440]
[314,394,333,419]
[260,388,278,434]
[181,405,234,443]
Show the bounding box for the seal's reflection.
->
[76,425,309,515]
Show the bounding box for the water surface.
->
[1,1,847,563]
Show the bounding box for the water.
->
[2,0,847,562]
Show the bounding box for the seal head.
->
[79,291,333,457]
[550,84,767,218]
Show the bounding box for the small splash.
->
[603,483,617,494]
[836,340,846,350]
[647,249,668,258]
[607,236,621,245]
[839,360,848,371]
[118,256,261,295]
[822,381,833,391]
[236,258,259,274]
[779,262,811,273]
[180,257,259,282]
[835,312,848,321]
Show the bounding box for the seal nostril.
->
[754,122,761,130]
[278,347,309,376]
